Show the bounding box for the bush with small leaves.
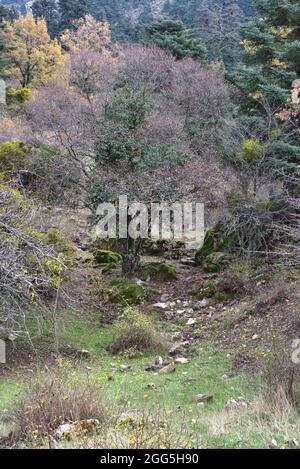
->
[110,308,166,355]
[11,358,111,442]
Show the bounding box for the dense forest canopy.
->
[0,0,255,62]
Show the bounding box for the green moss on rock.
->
[92,249,122,266]
[140,262,177,281]
[108,278,149,306]
[195,229,215,265]
[202,252,230,273]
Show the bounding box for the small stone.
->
[197,402,205,408]
[252,334,260,341]
[135,279,147,285]
[198,298,210,308]
[186,318,196,325]
[153,302,168,309]
[176,309,185,315]
[268,438,278,449]
[169,344,181,356]
[159,362,176,374]
[164,311,175,320]
[180,258,195,267]
[175,357,188,364]
[120,365,131,372]
[195,394,213,403]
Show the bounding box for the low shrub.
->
[0,139,29,174]
[262,349,300,409]
[195,194,293,264]
[44,228,76,256]
[6,87,32,105]
[11,358,110,442]
[110,308,166,354]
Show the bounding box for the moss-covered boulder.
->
[140,262,177,281]
[197,281,217,300]
[108,278,149,306]
[202,252,230,273]
[93,249,122,265]
[195,223,232,267]
[195,229,215,265]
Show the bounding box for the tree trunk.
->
[119,237,143,275]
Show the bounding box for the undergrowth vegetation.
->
[110,307,167,355]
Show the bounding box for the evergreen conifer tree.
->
[233,0,300,193]
[58,0,88,32]
[145,16,207,62]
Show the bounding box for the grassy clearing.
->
[1,309,299,448]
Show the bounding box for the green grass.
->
[0,380,21,413]
[1,308,288,449]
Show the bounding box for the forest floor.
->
[1,253,300,449]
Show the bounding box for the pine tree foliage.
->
[144,16,207,61]
[234,0,300,108]
[232,0,300,193]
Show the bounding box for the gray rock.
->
[198,298,210,308]
[160,293,170,302]
[174,357,188,364]
[180,258,195,267]
[119,364,131,372]
[195,394,213,403]
[153,302,168,309]
[186,318,196,325]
